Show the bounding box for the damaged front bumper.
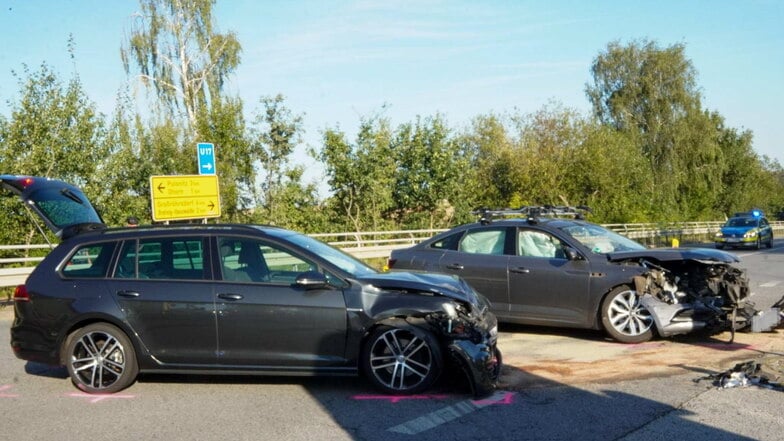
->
[428,304,502,398]
[448,338,502,398]
[634,261,782,339]
[637,287,782,339]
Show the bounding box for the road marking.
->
[67,392,135,403]
[759,281,781,288]
[0,385,19,398]
[387,391,515,435]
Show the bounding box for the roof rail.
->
[472,205,591,225]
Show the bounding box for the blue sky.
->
[1,0,782,182]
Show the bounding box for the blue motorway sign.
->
[197,142,216,175]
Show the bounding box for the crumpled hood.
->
[720,226,756,236]
[357,271,482,307]
[606,247,740,264]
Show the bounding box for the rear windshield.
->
[30,187,102,228]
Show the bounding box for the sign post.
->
[149,175,221,222]
[197,142,216,175]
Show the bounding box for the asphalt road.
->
[1,243,782,441]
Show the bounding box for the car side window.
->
[61,242,117,278]
[458,228,506,255]
[430,232,463,250]
[218,237,317,284]
[517,230,566,259]
[114,237,208,280]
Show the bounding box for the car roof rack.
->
[472,205,591,225]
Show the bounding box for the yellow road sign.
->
[150,175,221,221]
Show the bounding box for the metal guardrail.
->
[2,221,783,288]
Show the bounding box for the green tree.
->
[195,96,254,222]
[458,113,519,209]
[122,0,241,136]
[565,125,652,223]
[509,103,586,207]
[391,115,469,229]
[93,91,190,226]
[249,95,311,224]
[318,116,395,232]
[0,63,106,244]
[585,40,746,220]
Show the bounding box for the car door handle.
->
[218,293,244,301]
[116,290,140,298]
[445,263,464,270]
[510,267,530,274]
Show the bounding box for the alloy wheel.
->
[368,328,433,392]
[607,289,654,337]
[70,330,128,390]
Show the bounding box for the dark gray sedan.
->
[389,212,767,343]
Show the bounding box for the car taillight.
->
[386,258,397,269]
[13,285,30,302]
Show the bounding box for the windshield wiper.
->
[60,188,85,205]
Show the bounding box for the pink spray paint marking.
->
[352,394,449,403]
[0,385,20,398]
[472,391,515,405]
[67,392,135,403]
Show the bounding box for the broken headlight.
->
[427,302,484,343]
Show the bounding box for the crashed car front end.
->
[608,250,780,339]
[357,273,502,397]
[424,298,501,397]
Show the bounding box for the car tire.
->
[600,285,655,343]
[767,236,773,248]
[756,237,762,250]
[64,323,138,394]
[362,324,442,395]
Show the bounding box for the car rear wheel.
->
[65,323,138,394]
[362,324,442,395]
[601,286,654,343]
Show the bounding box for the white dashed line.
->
[759,281,781,288]
[387,391,514,435]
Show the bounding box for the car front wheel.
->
[601,286,654,343]
[362,324,442,395]
[64,323,138,394]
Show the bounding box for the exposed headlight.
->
[442,302,458,319]
[714,232,723,238]
[744,230,758,238]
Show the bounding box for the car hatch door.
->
[0,175,105,239]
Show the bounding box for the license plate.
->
[727,238,740,243]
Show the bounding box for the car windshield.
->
[559,224,647,254]
[265,229,378,277]
[726,218,757,227]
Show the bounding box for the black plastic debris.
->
[696,357,784,391]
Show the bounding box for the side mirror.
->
[295,271,329,289]
[564,246,582,261]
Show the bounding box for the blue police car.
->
[715,210,773,249]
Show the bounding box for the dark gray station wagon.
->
[2,175,500,396]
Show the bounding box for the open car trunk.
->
[0,175,106,240]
